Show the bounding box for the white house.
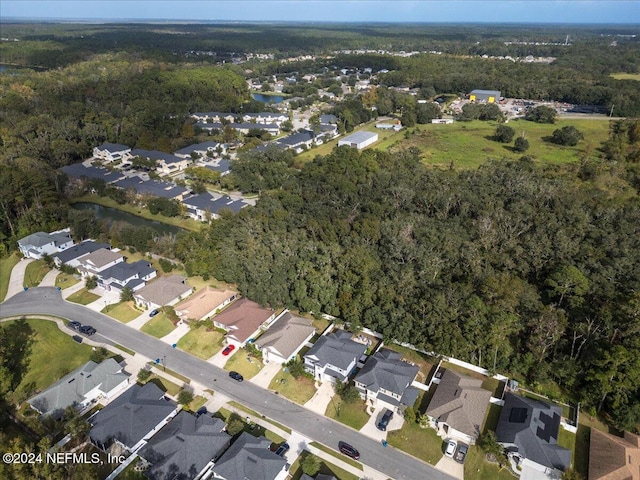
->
[133,275,194,310]
[93,143,131,163]
[254,311,316,364]
[338,131,378,150]
[303,329,367,383]
[17,228,74,259]
[76,248,124,277]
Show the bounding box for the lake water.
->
[71,202,183,236]
[252,93,285,104]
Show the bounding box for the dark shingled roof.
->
[277,130,315,147]
[304,329,367,376]
[182,193,246,215]
[96,142,130,152]
[100,260,154,283]
[354,349,420,404]
[113,177,187,199]
[174,141,220,155]
[61,163,123,183]
[130,149,183,165]
[211,432,286,480]
[53,241,111,265]
[496,393,571,471]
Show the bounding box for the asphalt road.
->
[0,288,455,480]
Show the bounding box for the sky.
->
[1,0,639,24]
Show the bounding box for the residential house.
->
[303,330,367,383]
[174,141,222,159]
[254,311,316,364]
[182,193,246,221]
[588,429,640,480]
[113,177,188,200]
[89,383,179,453]
[133,275,194,310]
[229,122,280,135]
[424,369,491,444]
[276,130,321,153]
[98,259,156,292]
[354,348,421,414]
[53,240,111,268]
[93,143,131,163]
[212,297,276,347]
[202,158,231,176]
[76,248,124,278]
[191,112,236,123]
[17,228,74,259]
[194,121,224,133]
[496,393,571,476]
[242,112,289,125]
[61,163,124,184]
[129,149,192,176]
[28,358,130,419]
[174,286,238,322]
[138,411,231,480]
[319,114,338,125]
[211,432,288,480]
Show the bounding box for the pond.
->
[252,93,285,104]
[71,202,184,236]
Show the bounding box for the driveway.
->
[160,322,190,346]
[304,380,334,415]
[360,406,404,442]
[207,348,232,368]
[434,455,464,480]
[39,268,59,287]
[250,360,281,388]
[84,287,120,312]
[5,258,33,300]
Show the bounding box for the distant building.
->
[338,131,378,150]
[469,89,501,103]
[174,141,221,159]
[431,118,454,124]
[17,228,74,259]
[93,143,131,163]
[174,286,238,322]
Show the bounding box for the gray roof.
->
[496,393,571,470]
[230,122,279,130]
[304,329,367,372]
[182,193,246,215]
[425,369,491,439]
[130,149,184,165]
[80,248,123,269]
[277,130,315,147]
[204,159,230,174]
[90,383,177,449]
[96,142,131,153]
[470,89,501,97]
[100,260,154,283]
[339,131,378,144]
[194,121,223,130]
[300,475,337,480]
[134,275,192,307]
[354,349,419,400]
[211,432,286,480]
[139,411,230,480]
[18,231,55,248]
[113,177,188,199]
[28,359,129,418]
[255,312,315,360]
[319,114,338,124]
[53,241,111,264]
[175,141,220,155]
[61,163,124,183]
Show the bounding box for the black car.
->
[454,443,469,464]
[228,371,244,382]
[79,325,96,336]
[195,406,208,418]
[68,321,82,330]
[376,408,394,431]
[338,441,360,460]
[275,443,290,457]
[149,309,159,317]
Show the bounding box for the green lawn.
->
[116,461,148,480]
[223,349,263,379]
[387,420,444,465]
[558,427,577,469]
[610,72,640,81]
[0,253,21,301]
[325,397,369,430]
[24,259,51,287]
[102,301,141,323]
[66,287,101,305]
[3,318,94,405]
[574,423,591,478]
[309,442,363,471]
[268,370,317,404]
[226,401,292,434]
[141,375,182,397]
[289,450,360,480]
[177,325,225,359]
[140,312,176,338]
[463,446,515,480]
[55,272,80,289]
[482,403,503,434]
[385,343,437,383]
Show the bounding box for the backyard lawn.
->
[386,418,444,465]
[66,287,100,305]
[24,259,50,287]
[177,325,225,359]
[482,403,503,434]
[385,343,437,383]
[463,446,516,480]
[4,318,94,405]
[0,252,21,301]
[288,450,360,480]
[268,370,317,404]
[102,301,141,323]
[223,350,263,379]
[558,427,577,469]
[325,397,369,430]
[140,312,176,338]
[55,271,80,289]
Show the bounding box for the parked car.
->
[275,443,290,457]
[68,321,82,330]
[79,325,96,336]
[445,439,457,458]
[338,441,360,460]
[376,408,394,431]
[228,371,243,382]
[149,309,159,317]
[222,344,235,356]
[454,443,468,464]
[195,406,208,418]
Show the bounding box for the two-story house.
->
[303,330,367,383]
[17,228,74,259]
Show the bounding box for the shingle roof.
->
[175,141,220,155]
[18,232,55,248]
[320,114,338,124]
[100,260,154,282]
[496,393,571,470]
[277,130,315,147]
[134,275,192,307]
[174,286,237,321]
[204,159,230,174]
[139,411,230,480]
[113,178,188,199]
[61,163,124,183]
[130,149,184,165]
[79,248,123,269]
[588,429,640,480]
[213,297,274,343]
[96,143,131,153]
[182,193,246,215]
[255,311,315,360]
[304,329,367,372]
[53,241,110,265]
[355,349,420,399]
[89,383,177,449]
[211,432,286,480]
[425,369,491,439]
[28,359,129,418]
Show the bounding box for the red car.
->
[222,344,235,356]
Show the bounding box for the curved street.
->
[0,287,455,480]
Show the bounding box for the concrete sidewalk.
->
[5,258,33,300]
[160,322,190,346]
[127,310,153,329]
[61,280,85,299]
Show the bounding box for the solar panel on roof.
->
[509,407,528,423]
[536,411,560,443]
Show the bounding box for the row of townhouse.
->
[191,111,289,125]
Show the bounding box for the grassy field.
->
[268,370,317,404]
[386,419,444,465]
[0,252,21,301]
[610,72,640,81]
[24,259,50,287]
[223,349,263,379]
[309,442,363,471]
[4,319,94,404]
[177,325,225,359]
[55,272,80,289]
[102,301,141,323]
[464,446,515,480]
[325,397,370,430]
[66,287,100,305]
[289,450,360,480]
[69,194,202,232]
[140,312,176,338]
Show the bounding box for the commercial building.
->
[337,131,378,150]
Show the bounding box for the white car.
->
[445,439,457,458]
